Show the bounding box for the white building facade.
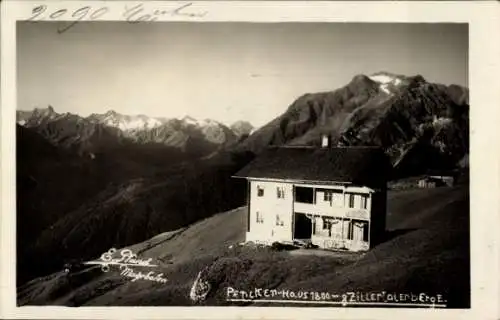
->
[234,144,389,252]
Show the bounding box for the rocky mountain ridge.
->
[238,72,469,177]
[17,107,251,155]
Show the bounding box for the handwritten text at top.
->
[27,3,209,33]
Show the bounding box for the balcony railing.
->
[293,202,369,220]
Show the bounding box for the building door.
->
[330,218,343,239]
[351,220,369,242]
[349,219,369,251]
[293,213,312,240]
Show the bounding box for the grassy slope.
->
[17,124,218,284]
[18,185,469,308]
[20,150,251,284]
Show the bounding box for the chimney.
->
[321,134,330,148]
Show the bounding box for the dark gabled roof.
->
[233,146,391,185]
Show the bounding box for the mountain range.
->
[238,72,469,177]
[16,71,469,287]
[17,107,254,156]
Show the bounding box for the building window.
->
[324,191,332,202]
[256,211,264,223]
[322,218,331,230]
[347,221,354,240]
[295,187,314,204]
[277,186,285,199]
[323,218,334,237]
[275,214,284,226]
[323,189,343,206]
[257,186,264,197]
[363,223,369,242]
[348,194,355,208]
[360,195,368,209]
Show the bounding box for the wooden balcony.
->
[293,202,370,220]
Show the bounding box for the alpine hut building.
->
[233,135,391,252]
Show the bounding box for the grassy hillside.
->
[20,149,253,284]
[17,124,256,284]
[18,185,470,308]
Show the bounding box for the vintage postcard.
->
[1,1,499,319]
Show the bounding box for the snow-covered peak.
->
[116,116,162,131]
[369,74,398,84]
[90,111,164,131]
[182,116,201,126]
[182,116,223,128]
[369,72,403,86]
[200,119,221,127]
[369,72,406,95]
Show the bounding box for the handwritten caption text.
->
[27,3,208,33]
[84,248,168,284]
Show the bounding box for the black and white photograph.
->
[13,19,472,309]
[2,1,500,319]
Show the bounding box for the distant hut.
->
[418,175,455,188]
[418,177,437,188]
[428,175,455,187]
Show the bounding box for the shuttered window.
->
[257,186,264,197]
[360,195,368,209]
[348,194,355,208]
[256,211,264,223]
[324,192,332,202]
[275,214,284,226]
[277,187,285,199]
[347,221,354,240]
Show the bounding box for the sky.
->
[17,22,468,127]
